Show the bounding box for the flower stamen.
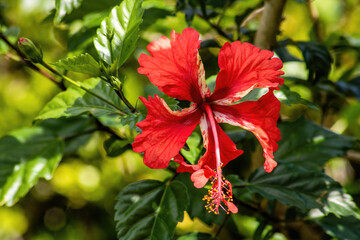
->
[203,104,238,214]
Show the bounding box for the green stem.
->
[41,61,125,114]
[114,89,138,113]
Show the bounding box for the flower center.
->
[202,104,237,214]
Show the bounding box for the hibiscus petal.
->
[209,41,284,105]
[190,168,213,188]
[198,114,244,169]
[212,91,281,173]
[138,28,210,104]
[226,201,238,213]
[132,95,202,169]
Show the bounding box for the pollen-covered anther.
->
[202,174,238,214]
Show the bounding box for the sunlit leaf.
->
[54,0,83,24]
[94,0,144,68]
[322,190,360,219]
[180,132,202,165]
[114,179,189,240]
[0,127,64,206]
[274,85,318,109]
[276,117,354,168]
[54,53,102,76]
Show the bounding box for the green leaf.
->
[247,165,338,210]
[94,0,144,68]
[54,0,83,24]
[274,85,318,109]
[276,117,355,168]
[120,112,145,132]
[336,77,360,101]
[0,26,20,54]
[53,53,102,76]
[37,116,96,155]
[0,127,64,206]
[36,78,123,127]
[321,190,360,219]
[177,232,217,240]
[296,41,332,83]
[104,136,131,157]
[180,132,202,164]
[114,179,189,240]
[141,1,173,30]
[316,214,360,240]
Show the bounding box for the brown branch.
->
[306,0,322,42]
[254,0,287,50]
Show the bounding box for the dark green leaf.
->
[37,116,96,155]
[274,45,301,62]
[94,0,144,68]
[247,165,338,210]
[54,0,83,24]
[53,53,102,76]
[0,127,64,206]
[104,136,131,157]
[114,179,189,240]
[274,85,318,109]
[296,41,332,83]
[177,232,217,240]
[335,77,360,100]
[36,78,124,128]
[200,39,220,48]
[276,117,355,168]
[315,214,360,240]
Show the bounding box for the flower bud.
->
[108,76,122,91]
[18,38,43,63]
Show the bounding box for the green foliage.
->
[0,127,64,206]
[245,165,337,210]
[276,117,355,168]
[36,78,124,127]
[177,232,217,240]
[114,179,189,240]
[274,85,318,109]
[180,132,202,164]
[321,190,360,219]
[315,214,360,240]
[54,53,102,76]
[94,0,144,70]
[54,0,83,24]
[104,136,132,157]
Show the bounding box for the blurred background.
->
[0,0,360,239]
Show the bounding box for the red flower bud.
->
[18,37,43,63]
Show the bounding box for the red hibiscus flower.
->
[132,28,284,214]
